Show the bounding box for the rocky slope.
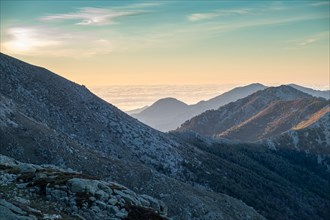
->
[0,154,168,220]
[131,83,266,131]
[0,53,264,219]
[266,106,330,156]
[0,52,183,173]
[218,98,328,142]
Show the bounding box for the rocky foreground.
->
[0,154,168,220]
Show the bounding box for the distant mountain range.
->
[125,105,149,115]
[130,83,329,132]
[131,83,267,131]
[1,53,329,220]
[289,84,329,99]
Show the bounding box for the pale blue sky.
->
[0,0,329,86]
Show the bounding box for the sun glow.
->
[4,28,59,53]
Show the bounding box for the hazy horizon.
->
[89,83,330,111]
[1,1,329,86]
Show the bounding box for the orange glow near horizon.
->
[12,50,329,88]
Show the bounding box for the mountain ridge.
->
[177,85,330,156]
[177,85,313,136]
[130,83,328,132]
[218,98,328,142]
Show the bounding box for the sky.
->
[0,0,329,87]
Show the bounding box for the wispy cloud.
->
[125,13,330,52]
[209,15,329,33]
[311,1,330,7]
[121,2,164,9]
[284,32,329,50]
[298,32,328,46]
[40,7,144,26]
[39,2,164,26]
[298,38,317,46]
[187,3,287,22]
[188,9,250,22]
[188,12,218,22]
[267,1,286,11]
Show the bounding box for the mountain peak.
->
[153,97,188,106]
[241,83,266,88]
[255,85,312,100]
[251,83,265,87]
[136,97,188,120]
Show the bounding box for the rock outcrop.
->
[0,154,168,220]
